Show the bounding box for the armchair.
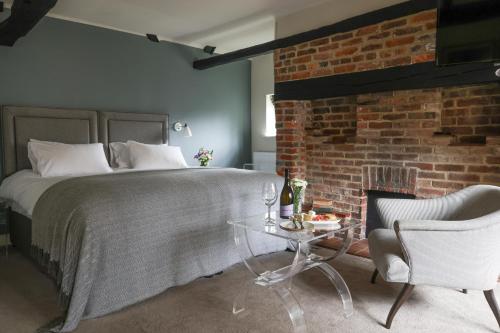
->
[367,185,500,329]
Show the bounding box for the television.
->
[436,0,500,66]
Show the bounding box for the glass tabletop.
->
[227,211,361,243]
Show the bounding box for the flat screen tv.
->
[436,0,500,66]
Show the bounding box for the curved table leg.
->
[316,263,354,318]
[233,280,253,315]
[272,283,307,333]
[328,228,354,261]
[233,226,309,332]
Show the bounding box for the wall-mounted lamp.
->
[173,121,192,137]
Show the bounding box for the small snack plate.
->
[279,221,303,232]
[304,219,342,230]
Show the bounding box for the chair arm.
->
[394,211,500,290]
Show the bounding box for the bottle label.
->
[280,204,293,218]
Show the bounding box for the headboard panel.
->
[1,107,169,177]
[1,106,98,176]
[99,112,169,150]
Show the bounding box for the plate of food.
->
[303,212,342,230]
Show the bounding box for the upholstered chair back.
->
[449,185,500,220]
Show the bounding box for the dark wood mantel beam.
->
[274,61,500,101]
[193,0,437,70]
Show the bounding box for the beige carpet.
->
[0,250,498,333]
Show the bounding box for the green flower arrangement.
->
[291,178,308,214]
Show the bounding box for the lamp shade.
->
[184,125,193,137]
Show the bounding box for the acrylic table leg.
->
[233,226,269,277]
[272,283,307,333]
[316,263,354,318]
[233,280,253,315]
[328,228,354,261]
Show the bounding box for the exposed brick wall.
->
[273,7,500,239]
[275,83,500,238]
[274,9,436,82]
[275,100,309,179]
[442,85,500,144]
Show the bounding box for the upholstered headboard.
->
[1,106,169,177]
[1,106,99,176]
[99,111,169,152]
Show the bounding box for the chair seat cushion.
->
[368,229,410,283]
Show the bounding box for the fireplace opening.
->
[365,190,416,237]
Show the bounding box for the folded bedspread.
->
[32,168,286,332]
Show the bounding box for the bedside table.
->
[0,201,9,257]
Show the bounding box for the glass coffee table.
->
[227,212,361,333]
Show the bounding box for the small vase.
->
[200,160,209,167]
[293,188,304,214]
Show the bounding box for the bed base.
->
[9,211,32,257]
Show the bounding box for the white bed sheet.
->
[0,169,133,218]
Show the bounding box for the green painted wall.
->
[0,14,251,168]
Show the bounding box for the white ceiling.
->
[5,0,408,53]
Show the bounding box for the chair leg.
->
[484,290,500,328]
[386,284,415,329]
[371,269,378,284]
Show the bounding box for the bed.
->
[0,106,285,332]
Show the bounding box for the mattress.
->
[0,168,135,218]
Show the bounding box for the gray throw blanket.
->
[32,168,286,332]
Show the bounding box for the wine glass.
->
[262,182,278,226]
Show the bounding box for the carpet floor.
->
[0,249,498,333]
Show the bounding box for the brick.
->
[331,32,354,42]
[313,52,332,61]
[356,24,379,36]
[297,48,316,56]
[367,153,391,160]
[483,175,500,183]
[405,146,433,154]
[456,97,491,107]
[394,26,423,36]
[335,47,359,57]
[435,164,465,172]
[418,171,445,179]
[385,36,415,48]
[361,44,383,52]
[384,56,412,67]
[369,122,392,129]
[411,10,437,23]
[380,130,404,137]
[383,114,407,121]
[419,188,446,197]
[342,38,363,46]
[431,181,464,190]
[310,38,329,46]
[292,55,312,64]
[381,19,407,30]
[448,173,480,182]
[334,64,357,74]
[368,31,391,40]
[413,53,435,63]
[390,153,418,161]
[486,156,500,164]
[475,126,500,135]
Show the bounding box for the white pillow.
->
[109,142,131,168]
[27,140,113,177]
[28,139,63,175]
[127,141,188,170]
